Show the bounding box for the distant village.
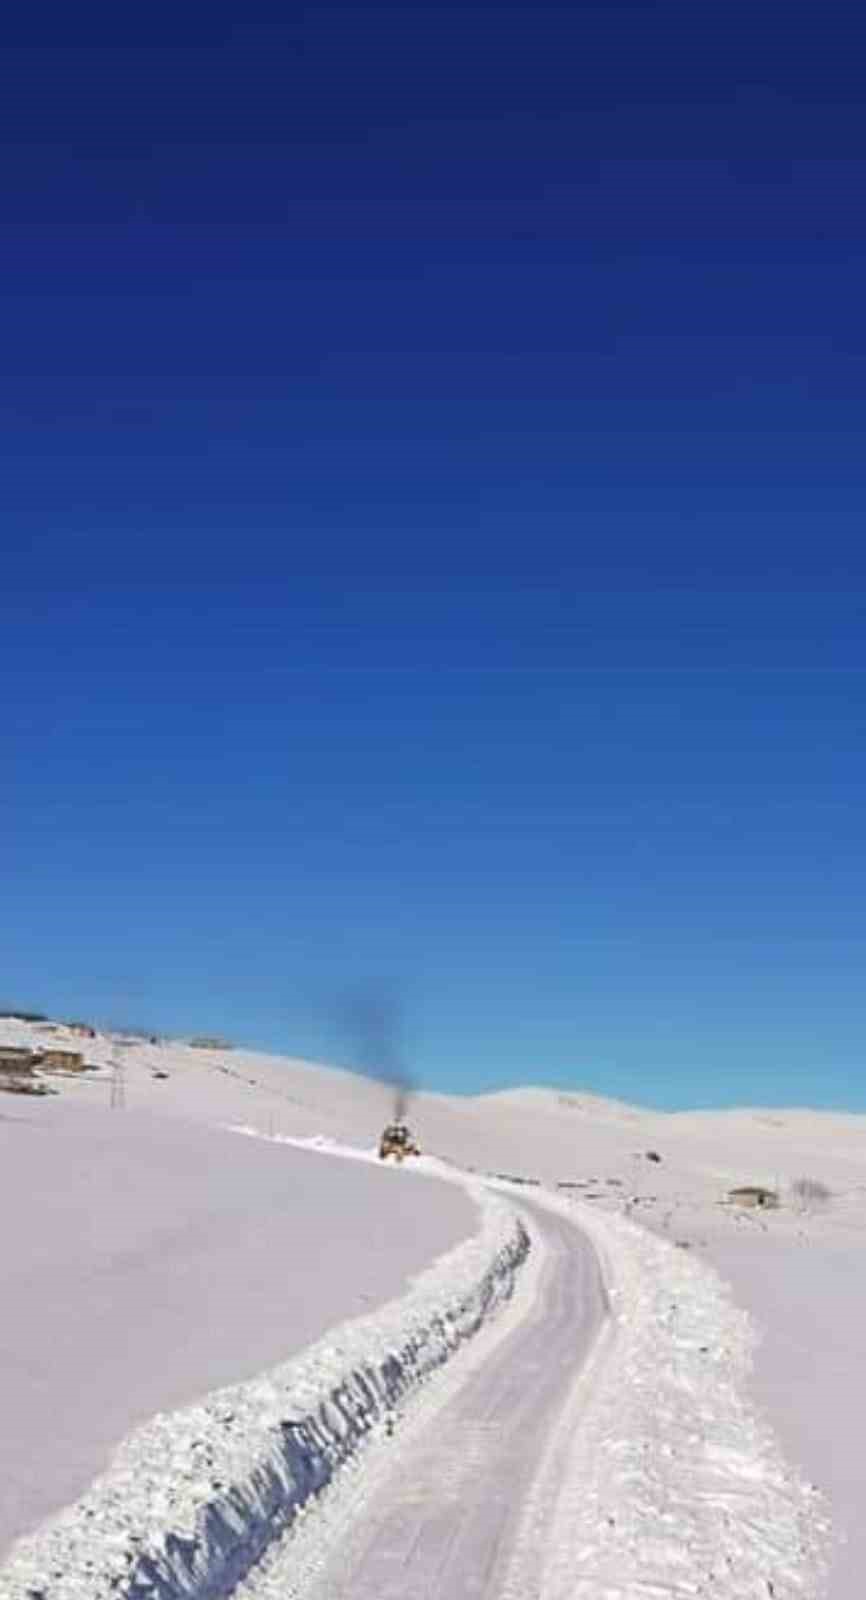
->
[0,1017,99,1095]
[0,1009,795,1219]
[0,1011,232,1097]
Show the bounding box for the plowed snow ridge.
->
[0,1166,527,1600]
[0,1136,833,1600]
[507,1193,833,1600]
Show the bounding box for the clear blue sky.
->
[3,4,866,1108]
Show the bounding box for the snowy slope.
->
[1,1020,863,1597]
[0,1095,473,1559]
[0,1167,528,1600]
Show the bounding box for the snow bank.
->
[505,1193,833,1600]
[0,1185,528,1600]
[0,1105,477,1562]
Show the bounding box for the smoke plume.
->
[338,981,414,1120]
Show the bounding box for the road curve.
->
[309,1196,607,1600]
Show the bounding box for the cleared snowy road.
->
[306,1198,606,1600]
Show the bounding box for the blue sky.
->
[3,4,866,1107]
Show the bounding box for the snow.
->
[0,1165,527,1600]
[2,1020,864,1598]
[522,1194,830,1600]
[238,1194,595,1600]
[705,1232,865,1599]
[0,1096,474,1561]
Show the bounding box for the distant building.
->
[0,1046,39,1076]
[38,1049,87,1072]
[727,1185,779,1210]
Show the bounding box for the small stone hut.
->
[727,1184,779,1210]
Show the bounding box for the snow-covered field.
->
[1,1021,863,1598]
[0,1098,474,1561]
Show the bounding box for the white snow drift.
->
[0,1180,527,1600]
[0,1022,857,1599]
[503,1191,832,1600]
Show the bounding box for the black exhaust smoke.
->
[338,981,414,1119]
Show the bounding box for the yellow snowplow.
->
[378,1122,421,1162]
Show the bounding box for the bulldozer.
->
[378,1121,421,1162]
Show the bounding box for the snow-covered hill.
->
[1,1020,863,1597]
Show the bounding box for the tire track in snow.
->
[299,1202,605,1600]
[0,1168,530,1600]
[247,1174,831,1600]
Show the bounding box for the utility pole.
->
[110,1041,129,1109]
